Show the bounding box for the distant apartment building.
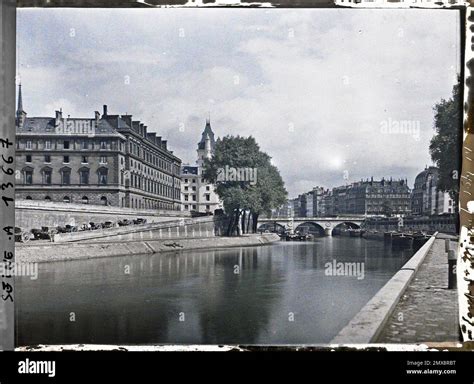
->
[321,178,411,216]
[15,85,182,210]
[180,119,223,214]
[411,166,454,215]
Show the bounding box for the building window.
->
[192,179,196,183]
[100,140,107,150]
[26,140,32,149]
[44,155,51,163]
[206,185,210,191]
[45,140,51,150]
[81,140,88,150]
[81,156,88,164]
[98,168,108,185]
[184,195,188,201]
[79,168,89,185]
[61,168,71,185]
[42,168,52,185]
[192,186,196,191]
[192,205,197,210]
[184,205,189,210]
[206,205,210,211]
[184,179,188,183]
[100,196,108,206]
[100,156,107,164]
[81,196,89,204]
[192,195,196,201]
[63,155,69,164]
[63,196,70,203]
[184,186,189,191]
[45,196,51,201]
[26,196,32,200]
[63,140,70,149]
[25,155,32,163]
[206,194,210,202]
[23,168,33,185]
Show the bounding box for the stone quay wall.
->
[15,199,190,231]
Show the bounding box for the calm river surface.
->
[16,237,414,345]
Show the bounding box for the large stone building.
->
[325,178,411,216]
[411,166,454,215]
[180,119,223,214]
[15,85,182,210]
[289,178,412,218]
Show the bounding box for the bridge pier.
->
[324,228,332,236]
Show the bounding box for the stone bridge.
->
[257,217,366,236]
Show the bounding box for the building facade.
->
[411,166,454,215]
[15,86,182,210]
[295,178,411,217]
[327,178,411,216]
[180,119,223,214]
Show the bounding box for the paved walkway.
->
[377,236,460,343]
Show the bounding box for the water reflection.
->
[16,237,413,345]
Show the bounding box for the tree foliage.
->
[429,79,462,200]
[203,135,287,235]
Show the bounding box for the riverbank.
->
[15,233,280,263]
[331,232,445,344]
[376,234,460,344]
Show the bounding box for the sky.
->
[17,8,460,198]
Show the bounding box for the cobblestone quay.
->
[377,234,460,343]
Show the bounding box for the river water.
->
[16,237,414,346]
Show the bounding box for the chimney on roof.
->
[121,115,132,127]
[156,136,162,146]
[162,140,167,150]
[16,83,27,129]
[95,111,100,121]
[103,105,108,116]
[143,125,147,138]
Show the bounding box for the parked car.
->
[30,227,56,240]
[133,218,147,225]
[89,222,102,230]
[65,225,78,233]
[14,227,31,243]
[102,221,115,229]
[79,223,92,231]
[118,219,133,226]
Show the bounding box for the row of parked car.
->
[14,218,148,243]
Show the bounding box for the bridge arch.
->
[332,221,361,236]
[294,222,325,237]
[257,222,286,234]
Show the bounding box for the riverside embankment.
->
[331,232,460,345]
[15,233,281,263]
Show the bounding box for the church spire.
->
[197,116,216,168]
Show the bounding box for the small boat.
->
[384,231,396,244]
[284,232,310,241]
[340,229,352,237]
[391,233,413,248]
[412,232,430,249]
[349,229,362,237]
